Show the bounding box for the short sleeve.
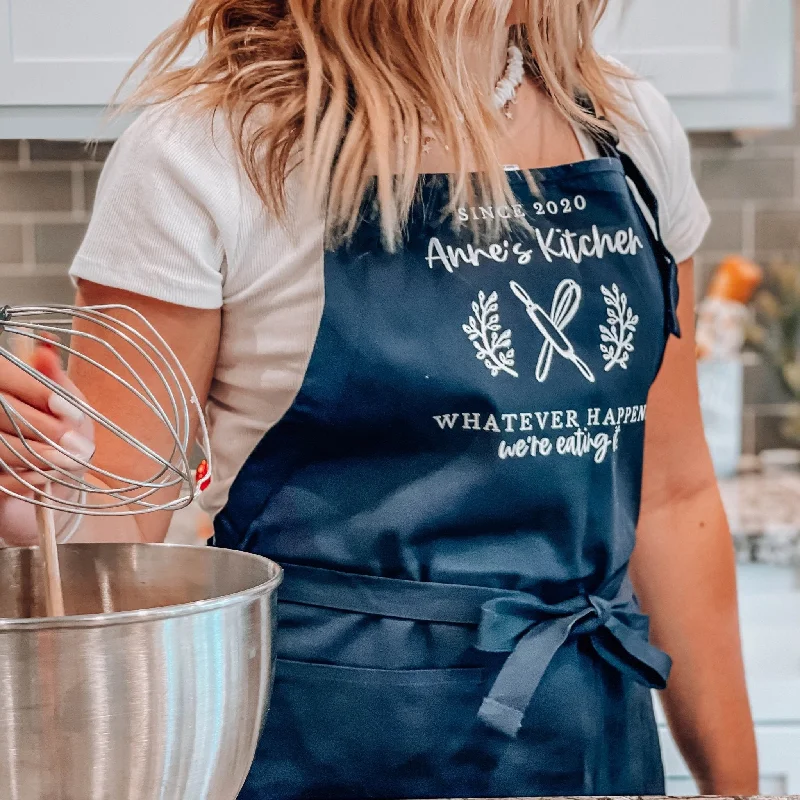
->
[610,70,711,265]
[70,103,242,309]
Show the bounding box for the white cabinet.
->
[596,0,794,130]
[0,0,191,138]
[660,726,800,795]
[657,564,800,795]
[0,0,190,105]
[0,2,794,134]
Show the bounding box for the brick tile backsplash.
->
[0,89,798,453]
[695,154,796,202]
[0,141,19,161]
[0,169,74,214]
[754,208,800,254]
[34,221,90,265]
[0,223,23,263]
[28,140,112,163]
[84,167,101,208]
[1,275,75,306]
[0,140,110,306]
[702,207,745,253]
[0,126,792,300]
[690,118,800,300]
[687,13,800,450]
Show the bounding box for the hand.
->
[0,343,95,546]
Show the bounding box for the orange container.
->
[706,255,763,305]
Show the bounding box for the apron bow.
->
[275,563,671,741]
[476,583,672,738]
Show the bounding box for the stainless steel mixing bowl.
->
[0,543,282,800]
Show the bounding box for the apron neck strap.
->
[575,93,664,244]
[576,93,682,339]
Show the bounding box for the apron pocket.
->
[245,658,496,800]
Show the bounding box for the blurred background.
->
[0,0,799,795]
[0,0,797,456]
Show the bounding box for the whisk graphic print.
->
[0,303,213,615]
[509,280,595,383]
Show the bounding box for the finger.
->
[0,351,62,416]
[0,470,51,494]
[0,466,87,496]
[0,435,95,475]
[0,341,86,429]
[0,393,73,446]
[0,486,41,548]
[32,345,93,432]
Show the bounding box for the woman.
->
[0,0,757,797]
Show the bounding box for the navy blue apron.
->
[215,123,680,799]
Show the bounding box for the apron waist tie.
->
[279,564,672,738]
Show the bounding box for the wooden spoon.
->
[12,334,65,617]
[35,491,65,617]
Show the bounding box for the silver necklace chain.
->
[419,44,525,154]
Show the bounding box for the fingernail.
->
[26,470,51,486]
[58,430,95,462]
[41,449,84,471]
[48,393,85,426]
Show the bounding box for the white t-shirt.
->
[70,75,710,518]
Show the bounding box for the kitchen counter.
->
[165,470,800,562]
[720,471,800,566]
[166,469,800,563]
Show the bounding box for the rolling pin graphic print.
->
[509,279,596,383]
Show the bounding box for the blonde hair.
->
[124,0,626,249]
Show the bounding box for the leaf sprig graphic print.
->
[599,283,639,371]
[463,290,519,378]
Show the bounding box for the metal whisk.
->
[0,303,213,517]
